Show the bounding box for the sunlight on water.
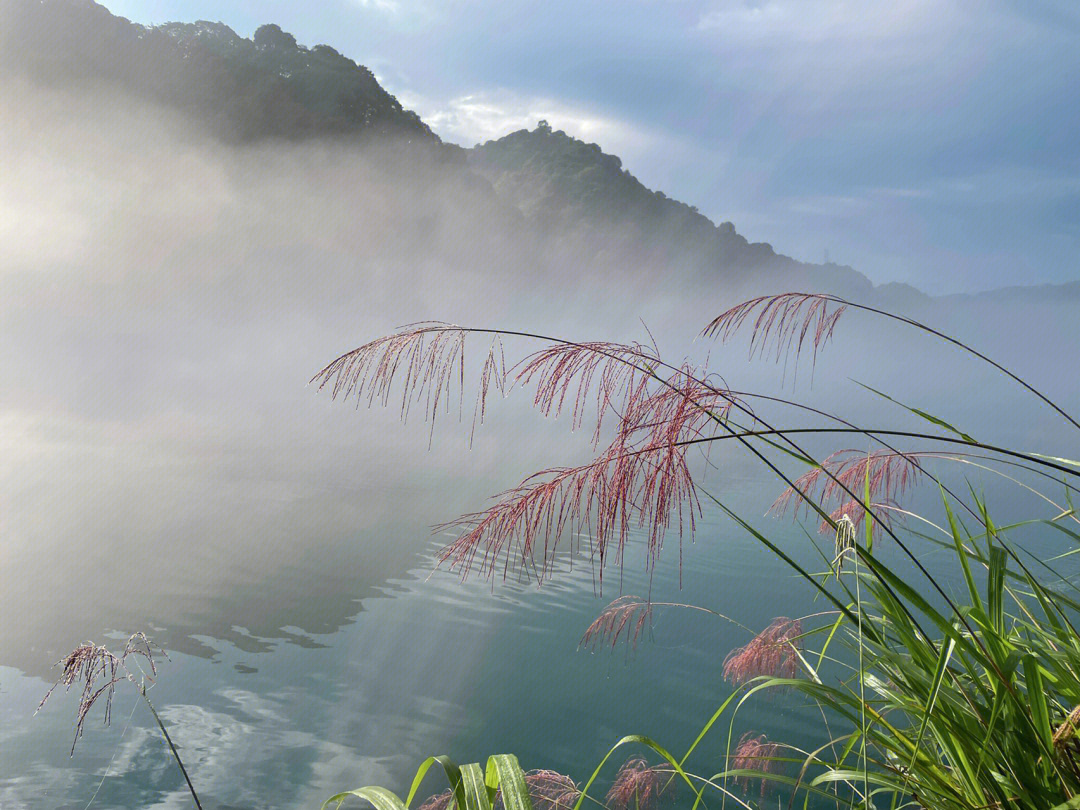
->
[2,483,836,808]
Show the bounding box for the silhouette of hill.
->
[466,122,916,299]
[1,0,434,142]
[0,0,942,306]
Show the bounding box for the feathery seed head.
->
[722,618,802,687]
[731,732,784,797]
[579,596,654,650]
[771,449,927,540]
[606,758,674,810]
[38,633,163,755]
[317,327,740,583]
[702,293,847,376]
[521,769,580,810]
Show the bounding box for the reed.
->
[39,633,203,809]
[316,293,1080,808]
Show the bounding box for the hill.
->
[467,122,910,299]
[2,0,927,306]
[1,0,434,142]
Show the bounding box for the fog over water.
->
[2,54,1079,809]
[3,67,1079,671]
[0,75,725,675]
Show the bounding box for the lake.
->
[7,403,1074,810]
[2,415,842,809]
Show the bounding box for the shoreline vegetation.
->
[45,292,1080,809]
[312,292,1080,810]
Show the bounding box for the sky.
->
[99,0,1080,294]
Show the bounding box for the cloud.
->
[351,0,399,10]
[401,88,662,155]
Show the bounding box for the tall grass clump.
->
[315,293,1080,809]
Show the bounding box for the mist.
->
[1,74,543,673]
[4,52,1080,683]
[2,7,1080,806]
[0,72,741,675]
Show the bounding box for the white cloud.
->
[401,89,662,155]
[95,697,397,809]
[350,0,400,12]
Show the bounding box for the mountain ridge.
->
[1,0,436,142]
[4,0,1040,308]
[465,122,912,300]
[1,0,906,298]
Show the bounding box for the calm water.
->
[3,316,1079,809]
[2,460,838,809]
[6,443,1070,810]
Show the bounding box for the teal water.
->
[10,465,1063,810]
[2,464,842,809]
[2,291,1077,809]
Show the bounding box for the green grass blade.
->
[1023,654,1054,753]
[943,489,983,611]
[815,612,845,674]
[458,763,492,810]
[988,545,1006,634]
[323,786,409,810]
[404,756,465,809]
[1030,453,1080,470]
[853,381,977,443]
[485,755,532,810]
[904,632,956,784]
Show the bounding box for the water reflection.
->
[7,501,830,808]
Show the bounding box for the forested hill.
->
[470,121,768,264]
[467,122,898,296]
[2,0,929,305]
[1,0,435,142]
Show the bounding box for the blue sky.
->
[102,0,1080,293]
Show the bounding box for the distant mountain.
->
[469,121,766,263]
[1,0,435,142]
[942,280,1080,305]
[1,0,930,306]
[467,122,914,300]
